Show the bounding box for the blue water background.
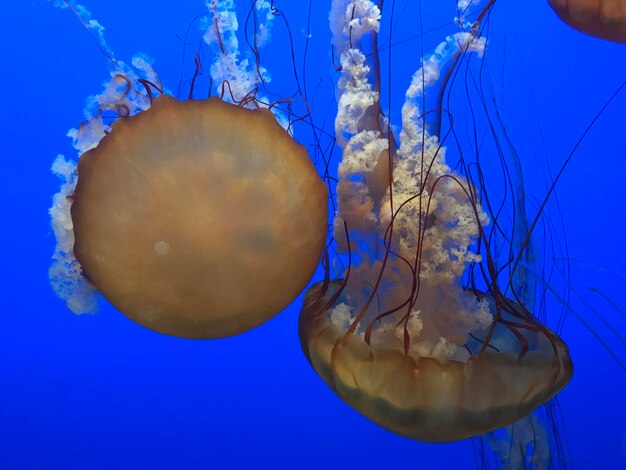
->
[1,1,625,468]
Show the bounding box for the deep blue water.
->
[1,1,625,469]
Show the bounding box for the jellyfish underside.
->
[71,95,327,339]
[549,0,626,43]
[299,281,573,443]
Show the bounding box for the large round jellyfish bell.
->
[71,95,327,339]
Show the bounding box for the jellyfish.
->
[49,0,327,339]
[548,0,626,43]
[298,0,573,444]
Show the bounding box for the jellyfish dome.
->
[300,282,573,442]
[548,0,626,43]
[69,95,326,338]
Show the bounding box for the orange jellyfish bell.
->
[548,0,626,43]
[71,95,327,339]
[299,281,573,442]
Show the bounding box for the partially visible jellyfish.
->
[548,0,626,43]
[299,0,573,444]
[49,0,327,338]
